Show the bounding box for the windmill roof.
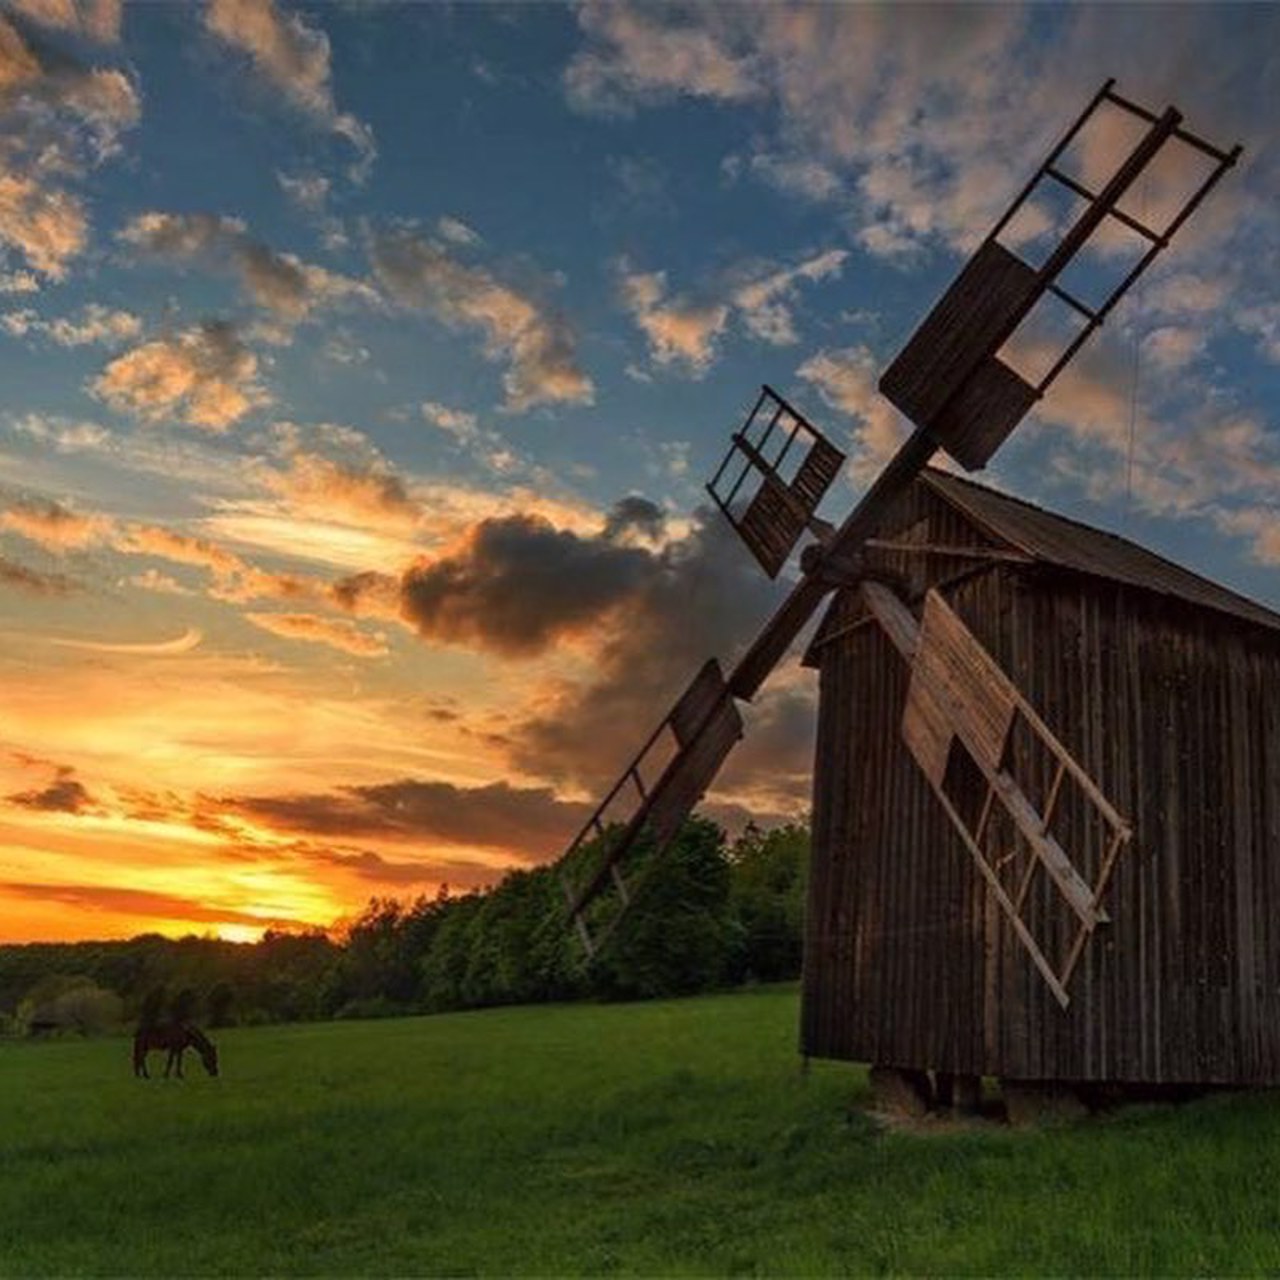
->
[918,468,1280,634]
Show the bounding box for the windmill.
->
[558,80,1241,1011]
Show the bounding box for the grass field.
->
[3,984,1280,1275]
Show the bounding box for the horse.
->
[132,1022,219,1079]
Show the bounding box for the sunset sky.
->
[1,1,1277,944]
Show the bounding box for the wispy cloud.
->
[48,626,203,656]
[370,228,594,413]
[795,344,908,481]
[119,211,379,328]
[618,247,848,375]
[204,0,376,182]
[244,610,388,657]
[2,302,140,346]
[1,496,110,548]
[0,11,139,278]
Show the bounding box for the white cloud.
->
[276,170,330,212]
[724,150,841,202]
[565,4,760,116]
[437,216,481,247]
[0,269,39,293]
[730,248,848,345]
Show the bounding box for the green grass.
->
[3,985,1280,1275]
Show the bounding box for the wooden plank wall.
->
[801,486,1280,1085]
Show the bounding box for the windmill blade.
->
[862,581,1132,1007]
[880,78,1241,471]
[707,385,845,579]
[560,659,742,955]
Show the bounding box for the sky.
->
[0,1,1277,945]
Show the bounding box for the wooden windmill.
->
[559,81,1245,1063]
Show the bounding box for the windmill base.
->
[868,1066,934,1117]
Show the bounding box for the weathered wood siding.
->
[802,487,1280,1084]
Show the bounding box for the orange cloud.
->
[91,321,268,431]
[0,497,110,548]
[244,611,389,657]
[0,13,138,278]
[0,172,87,281]
[5,0,122,42]
[260,447,420,530]
[796,344,907,480]
[2,301,140,346]
[618,265,728,374]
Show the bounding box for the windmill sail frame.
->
[880,79,1240,471]
[863,582,1132,1006]
[707,385,846,579]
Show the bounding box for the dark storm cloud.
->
[602,494,666,542]
[227,777,592,860]
[298,844,503,892]
[505,506,813,797]
[399,513,657,657]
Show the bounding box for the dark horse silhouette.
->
[133,1022,219,1078]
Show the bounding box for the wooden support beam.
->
[864,539,1034,564]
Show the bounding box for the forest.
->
[0,819,807,1034]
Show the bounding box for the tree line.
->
[0,819,808,1035]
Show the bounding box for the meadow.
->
[3,984,1280,1276]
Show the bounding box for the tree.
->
[727,821,809,983]
[589,817,737,1000]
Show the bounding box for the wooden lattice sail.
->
[880,79,1240,471]
[863,582,1131,1006]
[707,385,845,579]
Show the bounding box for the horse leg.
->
[173,1047,184,1078]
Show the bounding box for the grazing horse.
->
[132,1022,219,1079]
